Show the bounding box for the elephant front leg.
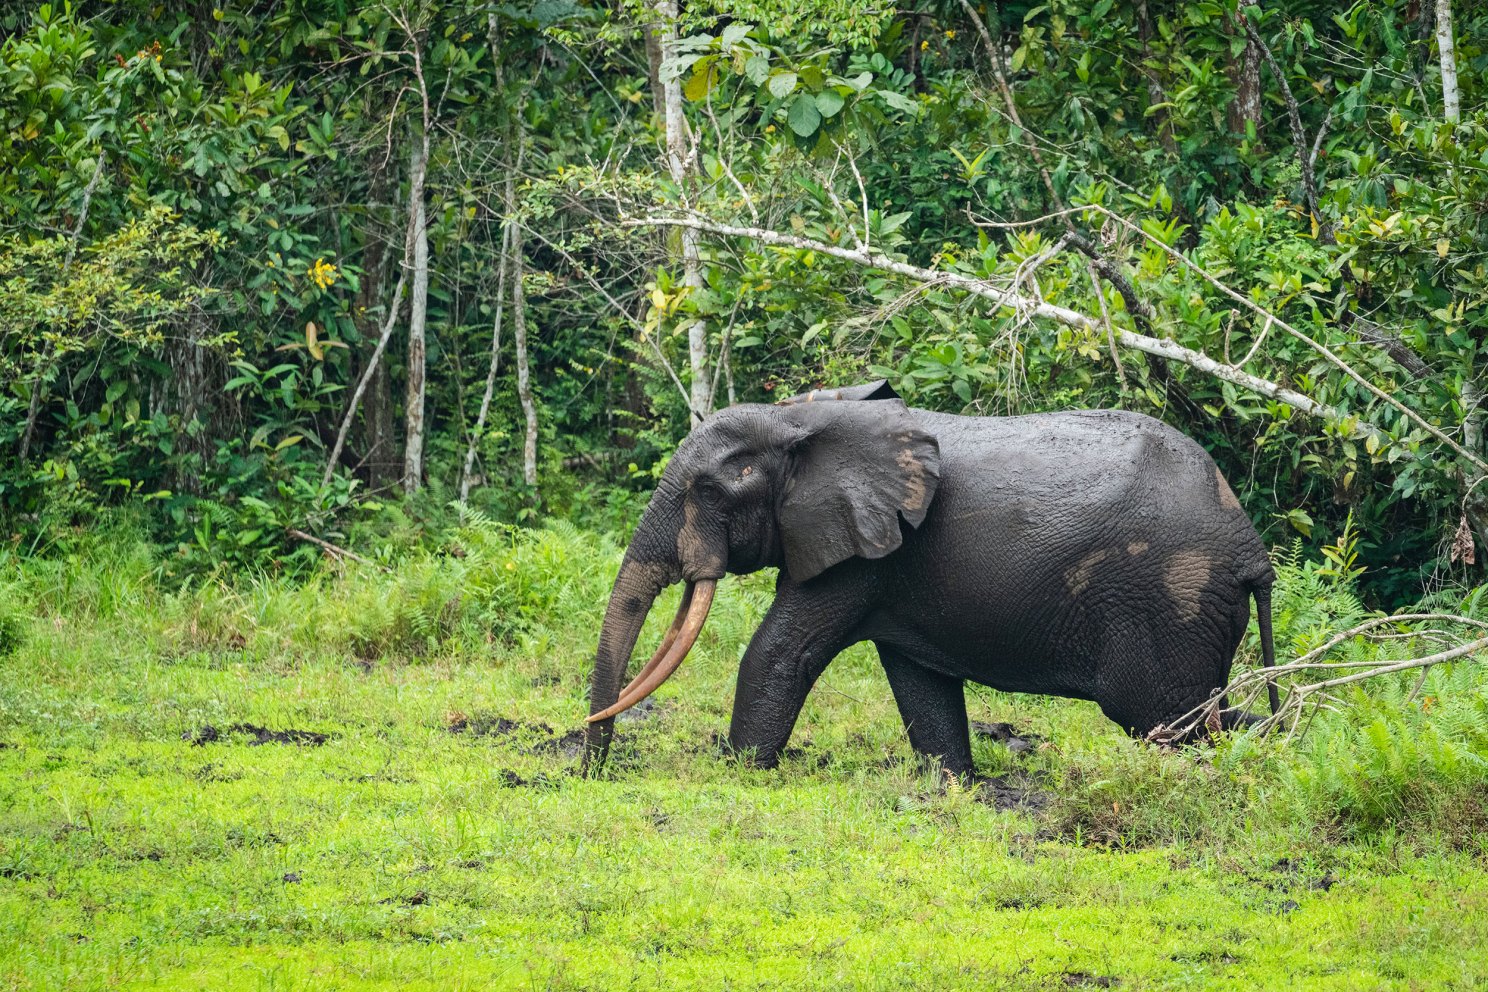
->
[727,581,863,767]
[877,645,974,776]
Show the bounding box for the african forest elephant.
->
[583,381,1277,774]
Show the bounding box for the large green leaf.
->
[786,96,821,137]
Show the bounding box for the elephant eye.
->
[694,478,726,505]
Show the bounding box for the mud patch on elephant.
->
[1065,549,1113,597]
[896,448,927,512]
[184,724,329,747]
[1162,551,1212,621]
[1215,466,1242,511]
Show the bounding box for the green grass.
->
[3,521,1488,990]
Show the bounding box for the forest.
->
[3,1,1488,989]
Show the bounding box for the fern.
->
[1291,664,1488,835]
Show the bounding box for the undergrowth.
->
[3,512,1488,853]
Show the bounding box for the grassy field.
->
[3,520,1488,990]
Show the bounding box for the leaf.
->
[659,53,703,84]
[877,89,919,115]
[786,97,821,137]
[815,89,845,118]
[305,321,323,360]
[683,62,715,102]
[720,22,752,48]
[878,211,912,235]
[744,55,770,85]
[767,71,797,100]
[275,434,304,451]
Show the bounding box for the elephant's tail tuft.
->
[1253,582,1280,715]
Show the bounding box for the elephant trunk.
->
[583,555,664,773]
[587,578,714,723]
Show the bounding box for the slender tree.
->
[1437,0,1460,122]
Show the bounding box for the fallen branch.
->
[1150,612,1488,743]
[287,529,389,571]
[1067,204,1488,475]
[622,212,1360,434]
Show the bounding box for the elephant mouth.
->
[586,578,716,722]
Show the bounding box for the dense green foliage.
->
[0,1,1484,604]
[4,525,1488,988]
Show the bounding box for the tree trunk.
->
[1228,0,1262,137]
[323,264,409,489]
[461,216,512,501]
[1136,0,1178,155]
[353,162,399,487]
[654,0,709,424]
[1436,0,1460,123]
[643,19,665,116]
[18,149,107,464]
[510,227,539,490]
[401,130,429,494]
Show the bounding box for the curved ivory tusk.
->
[614,582,694,700]
[586,579,716,722]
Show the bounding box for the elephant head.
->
[582,381,940,770]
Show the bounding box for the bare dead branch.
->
[1150,612,1488,743]
[622,212,1368,435]
[287,528,389,571]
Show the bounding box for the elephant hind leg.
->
[876,644,974,775]
[1092,623,1232,739]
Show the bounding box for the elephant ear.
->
[778,395,940,583]
[775,379,900,406]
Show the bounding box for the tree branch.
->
[1242,15,1328,239]
[287,528,389,571]
[1071,205,1488,473]
[621,213,1348,428]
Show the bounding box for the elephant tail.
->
[1253,583,1280,715]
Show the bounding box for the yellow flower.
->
[944,29,955,39]
[307,257,339,291]
[920,40,929,51]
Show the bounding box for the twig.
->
[287,529,389,571]
[1242,15,1326,237]
[1085,259,1127,389]
[322,267,409,487]
[957,0,1063,210]
[20,149,108,463]
[1153,612,1488,742]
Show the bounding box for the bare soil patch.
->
[184,724,329,747]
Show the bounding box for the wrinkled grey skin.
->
[584,382,1275,774]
